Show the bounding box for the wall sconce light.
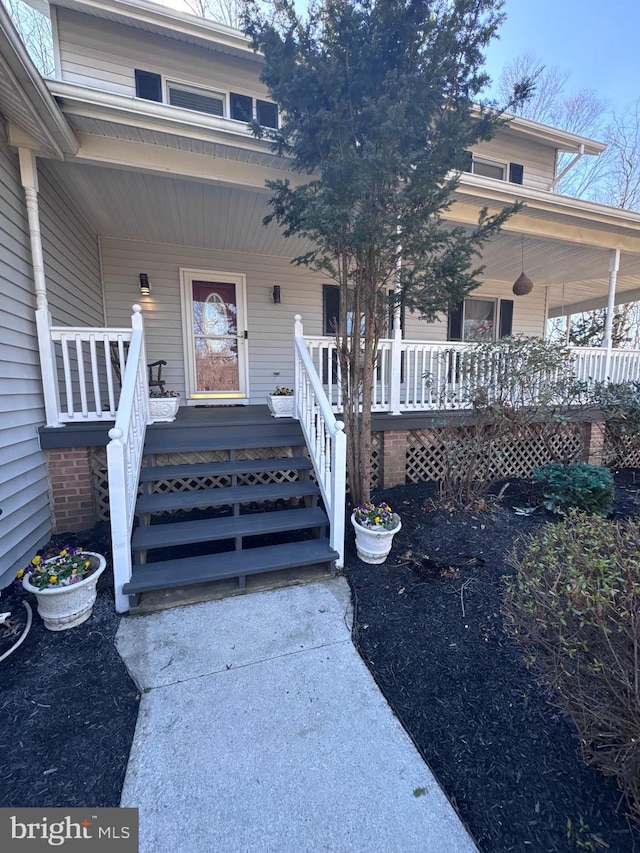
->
[139,273,151,296]
[272,285,281,304]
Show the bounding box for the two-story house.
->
[3,0,640,609]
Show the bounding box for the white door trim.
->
[180,268,249,402]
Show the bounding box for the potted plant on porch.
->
[267,385,295,418]
[19,547,106,631]
[149,389,180,423]
[351,501,402,564]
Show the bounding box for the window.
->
[257,99,278,129]
[167,82,225,117]
[135,69,162,102]
[464,154,525,185]
[448,298,513,341]
[230,92,252,123]
[471,158,506,181]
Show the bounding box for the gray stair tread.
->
[122,539,339,595]
[144,428,304,454]
[136,481,320,515]
[139,456,312,482]
[132,507,328,550]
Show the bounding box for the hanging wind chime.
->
[512,235,534,296]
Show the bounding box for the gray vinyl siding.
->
[472,130,556,192]
[0,136,51,583]
[100,239,546,403]
[38,160,103,326]
[54,8,268,104]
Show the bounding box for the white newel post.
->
[602,248,620,381]
[331,421,346,568]
[19,148,62,427]
[107,427,133,613]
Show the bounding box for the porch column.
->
[602,248,620,380]
[389,243,402,416]
[18,147,62,427]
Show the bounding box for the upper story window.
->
[464,152,524,185]
[134,69,278,128]
[167,81,224,117]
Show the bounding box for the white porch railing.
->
[106,306,150,613]
[304,336,640,413]
[47,324,132,423]
[294,316,346,569]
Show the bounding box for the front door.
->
[181,271,248,400]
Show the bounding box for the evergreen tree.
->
[243,0,531,504]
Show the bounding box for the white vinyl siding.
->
[54,8,269,103]
[0,137,51,584]
[38,161,103,327]
[471,129,556,192]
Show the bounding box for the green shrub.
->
[532,461,614,515]
[504,514,640,822]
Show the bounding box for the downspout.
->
[18,147,62,427]
[602,248,620,380]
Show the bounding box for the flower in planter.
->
[352,502,399,530]
[272,386,294,396]
[19,547,96,590]
[150,389,180,398]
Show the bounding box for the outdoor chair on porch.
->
[109,341,167,393]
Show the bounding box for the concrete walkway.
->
[116,578,477,853]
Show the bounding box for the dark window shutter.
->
[509,163,524,184]
[323,284,340,335]
[448,301,463,341]
[499,299,514,338]
[257,100,278,128]
[135,70,162,102]
[462,150,473,173]
[230,92,252,123]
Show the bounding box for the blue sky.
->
[483,0,639,113]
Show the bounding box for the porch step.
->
[139,456,311,482]
[122,539,339,597]
[144,422,305,454]
[135,481,320,516]
[132,507,328,552]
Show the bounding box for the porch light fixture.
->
[272,285,281,304]
[512,236,533,296]
[139,273,151,296]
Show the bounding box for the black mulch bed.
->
[0,524,139,808]
[3,471,640,851]
[345,469,640,853]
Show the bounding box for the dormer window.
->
[167,81,225,117]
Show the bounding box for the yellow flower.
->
[16,569,25,578]
[32,555,41,566]
[49,575,58,584]
[84,561,90,568]
[375,516,381,524]
[60,550,68,557]
[72,569,77,575]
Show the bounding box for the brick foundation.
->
[380,429,408,489]
[47,447,98,532]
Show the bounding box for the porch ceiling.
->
[45,158,640,315]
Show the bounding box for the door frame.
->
[179,268,250,403]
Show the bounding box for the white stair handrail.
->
[294,315,346,568]
[107,306,150,613]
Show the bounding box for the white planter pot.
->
[267,394,295,418]
[23,552,106,631]
[149,396,180,422]
[351,512,402,564]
